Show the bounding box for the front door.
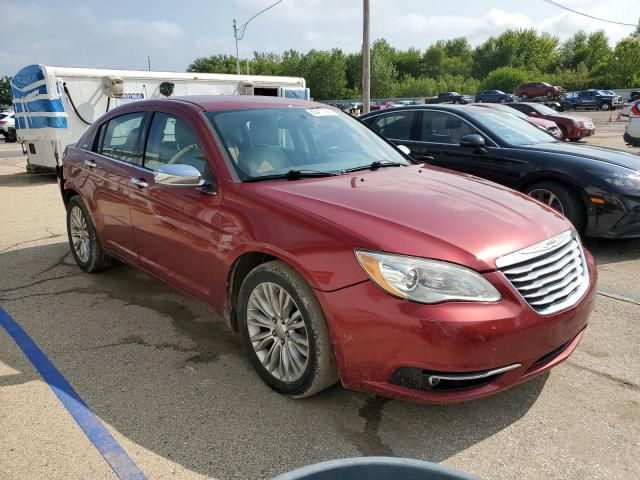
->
[128,109,223,302]
[87,111,148,264]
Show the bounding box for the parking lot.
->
[1,113,639,480]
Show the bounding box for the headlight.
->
[572,119,580,127]
[589,169,640,194]
[355,251,501,304]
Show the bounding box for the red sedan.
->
[59,96,596,404]
[507,102,594,141]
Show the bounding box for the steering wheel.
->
[321,146,344,156]
[168,144,197,164]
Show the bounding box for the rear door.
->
[411,110,515,185]
[84,111,148,264]
[128,108,224,302]
[362,110,422,156]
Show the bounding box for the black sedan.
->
[360,105,640,239]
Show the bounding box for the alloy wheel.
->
[69,205,90,263]
[528,188,565,214]
[246,282,309,383]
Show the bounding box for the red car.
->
[474,103,563,139]
[507,102,594,141]
[59,96,596,404]
[516,82,562,100]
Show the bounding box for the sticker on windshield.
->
[306,108,338,117]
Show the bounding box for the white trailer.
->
[10,64,309,172]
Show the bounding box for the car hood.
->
[545,113,592,124]
[255,165,571,272]
[519,142,640,171]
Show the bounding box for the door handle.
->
[84,159,97,168]
[130,177,149,188]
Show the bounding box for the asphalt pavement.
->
[1,119,639,479]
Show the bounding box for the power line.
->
[540,0,637,27]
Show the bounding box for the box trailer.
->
[10,64,309,172]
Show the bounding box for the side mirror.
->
[528,111,538,116]
[459,134,485,148]
[154,164,204,187]
[397,144,411,156]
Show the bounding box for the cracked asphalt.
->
[1,121,639,480]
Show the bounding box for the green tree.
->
[298,49,347,100]
[480,67,529,92]
[631,19,640,38]
[0,76,12,106]
[187,55,237,74]
[610,37,640,87]
[250,52,282,75]
[370,39,398,98]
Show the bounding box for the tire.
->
[521,93,528,100]
[558,125,569,141]
[500,98,507,103]
[476,99,483,103]
[66,196,116,272]
[600,103,610,111]
[237,260,339,398]
[546,90,554,99]
[526,181,586,233]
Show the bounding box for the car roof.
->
[162,95,322,111]
[359,104,493,119]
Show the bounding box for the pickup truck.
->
[564,89,622,111]
[425,92,472,104]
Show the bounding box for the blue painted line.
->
[0,308,147,480]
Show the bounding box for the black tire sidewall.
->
[66,196,103,272]
[527,181,586,233]
[237,265,321,396]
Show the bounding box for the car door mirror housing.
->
[397,144,411,156]
[459,134,485,149]
[529,111,538,116]
[154,164,204,187]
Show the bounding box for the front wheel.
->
[66,196,116,272]
[600,103,610,111]
[526,181,585,233]
[500,98,507,103]
[237,261,339,398]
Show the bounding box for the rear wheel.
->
[526,181,585,233]
[66,196,116,272]
[237,260,339,398]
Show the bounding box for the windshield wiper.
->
[342,160,406,173]
[243,169,340,183]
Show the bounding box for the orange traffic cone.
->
[616,111,622,121]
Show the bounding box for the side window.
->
[100,113,144,164]
[144,113,207,176]
[420,111,478,144]
[368,111,416,140]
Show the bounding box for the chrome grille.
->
[496,231,589,315]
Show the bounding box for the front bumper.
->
[316,251,597,404]
[568,126,595,139]
[586,192,640,239]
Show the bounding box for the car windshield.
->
[205,107,411,180]
[471,108,557,145]
[533,104,559,115]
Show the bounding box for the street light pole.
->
[233,0,283,76]
[362,0,371,114]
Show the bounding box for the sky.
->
[1,0,638,76]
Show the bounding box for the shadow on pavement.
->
[0,242,548,479]
[583,237,640,266]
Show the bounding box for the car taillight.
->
[0,120,7,124]
[631,102,640,117]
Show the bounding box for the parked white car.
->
[621,99,640,117]
[0,111,15,141]
[623,102,640,146]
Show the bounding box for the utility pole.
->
[147,55,151,71]
[362,0,370,114]
[233,0,283,77]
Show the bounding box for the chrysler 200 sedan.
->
[59,96,596,404]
